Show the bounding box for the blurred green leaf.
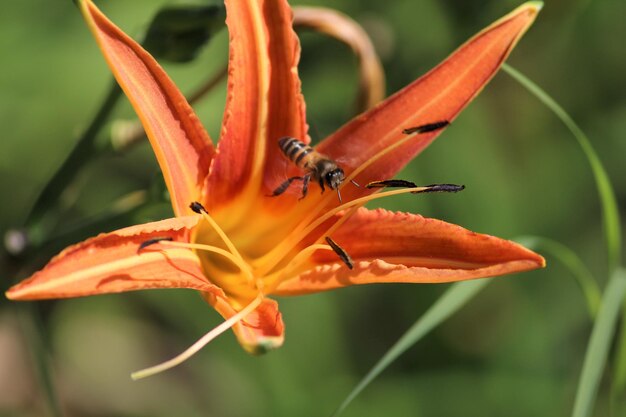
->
[503,64,625,415]
[331,279,490,417]
[503,64,621,274]
[516,235,600,318]
[143,4,226,63]
[17,303,63,417]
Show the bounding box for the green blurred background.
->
[1,0,625,416]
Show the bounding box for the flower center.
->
[189,183,463,305]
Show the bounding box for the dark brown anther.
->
[325,236,354,270]
[402,120,449,135]
[189,201,207,214]
[412,184,465,194]
[366,179,418,189]
[138,237,173,252]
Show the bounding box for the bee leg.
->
[318,177,325,194]
[299,175,311,200]
[270,176,304,197]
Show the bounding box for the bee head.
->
[325,168,345,190]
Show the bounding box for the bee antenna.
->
[336,188,343,204]
[350,179,361,188]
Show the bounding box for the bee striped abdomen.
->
[278,136,314,169]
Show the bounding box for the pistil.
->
[131,293,264,380]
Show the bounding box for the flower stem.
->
[18,303,64,417]
[25,81,122,229]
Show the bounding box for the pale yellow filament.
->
[194,207,258,285]
[256,186,429,276]
[264,244,332,291]
[269,131,430,260]
[131,293,264,380]
[197,209,247,266]
[158,241,255,284]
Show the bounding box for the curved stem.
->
[293,6,385,112]
[17,304,64,417]
[26,82,122,228]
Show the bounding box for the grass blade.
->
[516,235,600,318]
[504,64,625,411]
[331,279,490,417]
[572,269,626,417]
[503,64,621,273]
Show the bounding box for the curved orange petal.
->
[204,293,284,354]
[273,208,544,295]
[205,0,307,211]
[5,216,223,300]
[80,0,215,216]
[316,2,541,202]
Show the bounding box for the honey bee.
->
[270,120,449,202]
[271,136,349,202]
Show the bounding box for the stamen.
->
[366,180,465,194]
[257,186,454,276]
[263,243,331,291]
[131,294,263,380]
[258,120,453,277]
[189,201,248,268]
[311,185,464,236]
[325,237,354,269]
[155,240,255,284]
[402,120,449,135]
[264,239,357,292]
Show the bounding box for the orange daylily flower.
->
[7,0,544,373]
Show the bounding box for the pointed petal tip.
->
[511,1,543,19]
[537,253,547,268]
[5,282,36,301]
[518,249,546,272]
[525,1,544,12]
[241,336,284,355]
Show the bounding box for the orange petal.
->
[5,216,223,300]
[204,294,284,354]
[273,208,545,295]
[80,0,215,216]
[316,3,541,201]
[205,0,308,210]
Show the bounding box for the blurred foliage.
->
[0,0,624,416]
[143,3,225,62]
